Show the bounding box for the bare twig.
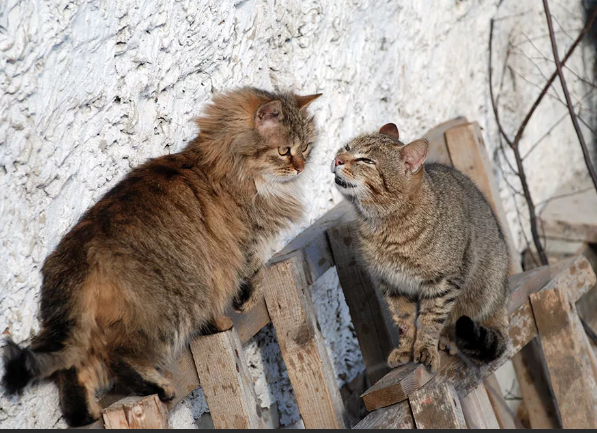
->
[490,6,597,267]
[536,186,594,207]
[543,0,597,193]
[513,5,597,145]
[490,19,549,265]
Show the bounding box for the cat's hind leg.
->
[233,269,264,313]
[438,323,458,355]
[111,359,175,403]
[56,366,104,427]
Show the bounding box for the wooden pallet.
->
[354,254,597,428]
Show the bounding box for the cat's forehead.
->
[347,134,404,153]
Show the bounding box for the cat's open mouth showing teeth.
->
[335,177,355,188]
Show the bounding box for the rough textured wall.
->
[1,0,594,428]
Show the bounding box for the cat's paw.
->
[387,348,411,368]
[157,382,176,403]
[439,326,458,355]
[413,343,441,372]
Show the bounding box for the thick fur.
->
[333,130,510,371]
[2,87,320,426]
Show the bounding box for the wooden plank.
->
[539,254,596,302]
[361,258,586,410]
[484,374,518,429]
[167,346,200,408]
[361,363,434,412]
[190,328,264,429]
[530,286,597,428]
[231,296,270,344]
[102,403,129,429]
[539,180,597,242]
[509,255,595,312]
[460,384,500,429]
[271,201,355,284]
[353,401,415,429]
[576,244,597,335]
[510,340,560,429]
[102,395,168,429]
[422,116,468,165]
[328,222,396,385]
[409,383,467,429]
[262,256,348,429]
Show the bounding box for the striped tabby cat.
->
[332,123,510,371]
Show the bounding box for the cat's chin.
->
[334,176,357,191]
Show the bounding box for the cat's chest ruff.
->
[373,263,423,296]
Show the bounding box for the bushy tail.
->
[455,316,508,362]
[2,339,66,394]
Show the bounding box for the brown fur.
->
[333,123,510,372]
[2,87,321,426]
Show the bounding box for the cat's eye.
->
[356,158,375,165]
[301,142,312,153]
[278,146,290,156]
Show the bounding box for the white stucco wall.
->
[1,0,594,428]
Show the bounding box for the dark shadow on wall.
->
[583,0,597,169]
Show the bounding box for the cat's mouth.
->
[335,176,355,189]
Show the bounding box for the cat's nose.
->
[331,156,345,173]
[295,166,303,174]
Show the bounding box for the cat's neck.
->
[355,172,436,230]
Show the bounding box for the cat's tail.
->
[2,339,68,394]
[454,316,508,362]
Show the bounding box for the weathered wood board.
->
[190,328,264,429]
[328,222,396,385]
[460,383,500,429]
[539,180,597,242]
[409,383,467,429]
[353,401,415,429]
[531,286,597,428]
[102,395,168,429]
[263,256,348,429]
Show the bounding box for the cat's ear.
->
[255,100,284,134]
[400,139,429,174]
[295,93,322,111]
[379,123,399,139]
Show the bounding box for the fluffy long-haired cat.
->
[2,87,321,426]
[332,123,510,372]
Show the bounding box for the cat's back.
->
[425,163,501,226]
[425,162,508,264]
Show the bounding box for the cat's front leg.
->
[414,282,460,372]
[385,293,418,368]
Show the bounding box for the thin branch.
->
[489,19,515,147]
[513,5,597,144]
[543,0,597,193]
[522,87,597,160]
[490,19,549,266]
[578,115,597,136]
[536,186,594,207]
